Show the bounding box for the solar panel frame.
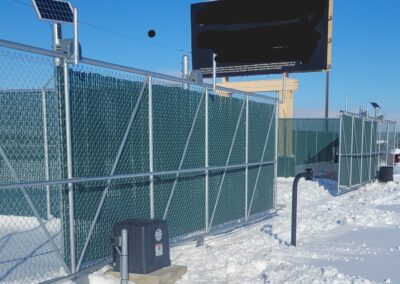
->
[32,0,74,24]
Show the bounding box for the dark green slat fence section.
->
[338,114,378,191]
[278,119,340,179]
[60,69,276,267]
[0,90,63,218]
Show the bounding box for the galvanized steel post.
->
[148,75,155,219]
[368,119,374,181]
[360,116,365,184]
[63,59,76,272]
[245,95,249,221]
[120,228,129,284]
[337,113,343,192]
[274,93,279,208]
[386,122,390,165]
[41,90,51,220]
[349,116,354,188]
[205,88,209,233]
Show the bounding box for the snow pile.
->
[170,178,400,283]
[3,177,400,283]
[87,177,400,283]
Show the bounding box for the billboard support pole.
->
[325,71,330,118]
[212,54,216,92]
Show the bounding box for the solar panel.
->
[33,0,73,24]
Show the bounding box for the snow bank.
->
[4,177,400,283]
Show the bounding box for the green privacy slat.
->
[278,119,340,178]
[59,68,276,267]
[0,51,276,270]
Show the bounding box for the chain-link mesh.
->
[278,119,340,179]
[338,113,396,193]
[0,42,277,280]
[0,48,67,283]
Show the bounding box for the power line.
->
[11,0,191,54]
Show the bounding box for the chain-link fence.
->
[0,40,277,283]
[338,112,396,193]
[278,119,340,179]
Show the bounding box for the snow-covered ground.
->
[0,216,66,284]
[87,177,400,284]
[2,175,400,283]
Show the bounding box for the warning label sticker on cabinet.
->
[155,243,163,257]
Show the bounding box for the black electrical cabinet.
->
[113,218,171,274]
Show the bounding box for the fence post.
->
[337,113,343,192]
[386,122,390,166]
[41,90,51,220]
[148,75,155,219]
[349,116,354,188]
[274,94,279,208]
[205,88,209,233]
[369,119,374,182]
[245,95,249,221]
[393,124,397,166]
[63,59,76,272]
[360,116,365,184]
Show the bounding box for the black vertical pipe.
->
[291,168,313,247]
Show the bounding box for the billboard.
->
[191,0,333,77]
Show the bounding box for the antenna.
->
[32,0,80,64]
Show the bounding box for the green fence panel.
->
[59,67,277,268]
[278,118,340,179]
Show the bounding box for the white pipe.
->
[120,229,129,284]
[73,8,79,64]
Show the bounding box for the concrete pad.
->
[107,265,187,284]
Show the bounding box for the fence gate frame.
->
[0,38,279,283]
[338,110,396,193]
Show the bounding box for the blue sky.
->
[1,0,399,122]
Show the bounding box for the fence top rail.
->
[0,38,277,103]
[341,110,396,124]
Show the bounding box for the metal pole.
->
[386,122,390,165]
[337,114,343,192]
[120,229,129,284]
[281,73,287,104]
[393,123,397,166]
[291,169,313,246]
[182,55,189,90]
[325,71,330,119]
[205,88,209,233]
[349,116,354,188]
[274,93,279,208]
[52,23,62,66]
[360,116,365,184]
[345,95,348,113]
[245,96,249,221]
[63,59,76,272]
[42,90,51,220]
[369,119,374,181]
[212,54,217,92]
[73,8,79,65]
[148,75,155,219]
